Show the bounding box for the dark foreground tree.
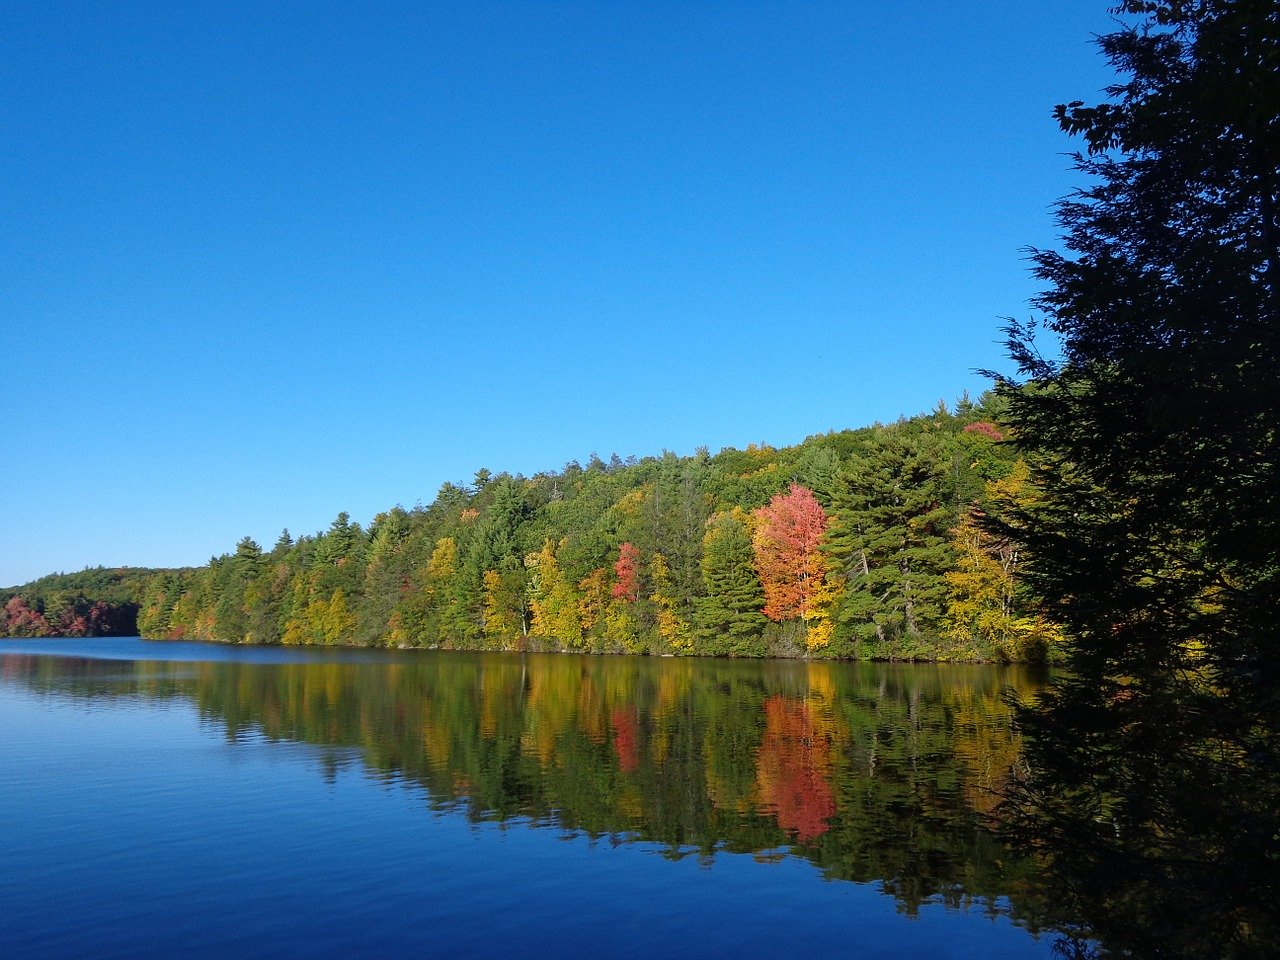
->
[997,2,1280,957]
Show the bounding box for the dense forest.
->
[2,394,1057,661]
[0,567,168,638]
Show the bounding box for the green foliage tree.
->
[695,510,767,656]
[826,429,955,658]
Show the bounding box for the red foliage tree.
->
[611,542,641,602]
[752,483,829,622]
[2,597,52,637]
[61,614,90,636]
[963,421,1003,441]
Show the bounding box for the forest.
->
[0,567,155,639]
[1,393,1057,662]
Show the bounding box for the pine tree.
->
[826,430,954,657]
[998,4,1280,955]
[695,509,767,656]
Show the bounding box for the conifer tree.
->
[826,431,954,657]
[695,509,767,656]
[999,3,1280,955]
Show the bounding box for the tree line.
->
[105,393,1053,660]
[0,567,155,638]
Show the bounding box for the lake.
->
[1,638,1067,959]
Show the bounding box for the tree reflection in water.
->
[5,650,1048,927]
[21,646,1274,955]
[1005,666,1280,960]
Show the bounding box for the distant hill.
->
[1,566,191,637]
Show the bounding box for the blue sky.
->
[2,1,1115,585]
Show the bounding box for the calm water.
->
[1,638,1064,959]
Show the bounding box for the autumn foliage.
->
[611,542,641,602]
[3,597,51,636]
[962,421,1003,441]
[0,594,134,638]
[752,484,829,623]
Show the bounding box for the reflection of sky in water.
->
[0,643,1060,959]
[0,636,430,664]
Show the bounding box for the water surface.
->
[1,638,1061,958]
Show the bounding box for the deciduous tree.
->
[752,484,829,624]
[611,542,641,602]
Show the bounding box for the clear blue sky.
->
[2,1,1115,586]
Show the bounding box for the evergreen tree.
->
[826,430,954,658]
[695,509,767,656]
[998,3,1280,956]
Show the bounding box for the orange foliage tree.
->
[752,483,830,623]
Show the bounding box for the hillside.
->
[1,566,189,638]
[114,394,1054,661]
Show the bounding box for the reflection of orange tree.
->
[610,707,639,773]
[7,653,1057,926]
[754,695,836,841]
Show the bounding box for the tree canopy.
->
[0,397,1061,662]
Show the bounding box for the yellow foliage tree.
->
[427,537,457,592]
[801,571,842,651]
[525,540,583,648]
[650,553,694,653]
[321,588,355,645]
[603,599,643,653]
[943,462,1061,660]
[577,567,610,634]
